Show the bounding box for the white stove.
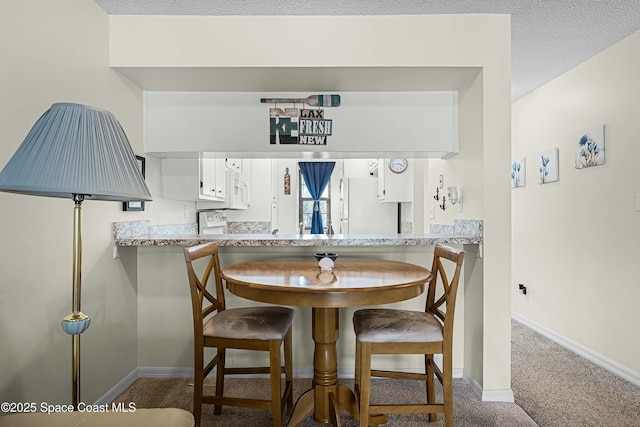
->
[198,211,227,234]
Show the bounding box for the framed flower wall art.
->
[538,148,559,184]
[123,155,146,211]
[575,124,605,169]
[511,158,526,188]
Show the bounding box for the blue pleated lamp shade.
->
[0,103,152,201]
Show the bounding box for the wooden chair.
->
[352,244,464,427]
[183,242,294,427]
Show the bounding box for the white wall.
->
[426,73,485,225]
[512,30,640,377]
[273,159,302,233]
[429,71,488,386]
[145,155,197,225]
[0,0,144,404]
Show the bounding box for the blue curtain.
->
[299,161,335,234]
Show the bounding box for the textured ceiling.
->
[94,0,640,101]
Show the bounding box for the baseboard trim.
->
[95,367,194,405]
[138,366,194,378]
[462,372,514,402]
[481,388,515,402]
[512,312,640,388]
[96,365,467,404]
[463,371,483,399]
[94,368,140,405]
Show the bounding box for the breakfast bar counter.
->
[111,219,483,399]
[112,219,483,247]
[114,232,481,247]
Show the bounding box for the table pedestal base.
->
[287,385,387,426]
[286,308,387,427]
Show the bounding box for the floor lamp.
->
[0,103,152,408]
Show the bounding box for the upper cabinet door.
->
[213,158,227,200]
[225,158,242,174]
[200,158,216,198]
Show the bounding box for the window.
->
[298,170,331,231]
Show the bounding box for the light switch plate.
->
[636,194,640,211]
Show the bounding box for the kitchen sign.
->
[269,108,332,145]
[262,94,339,146]
[299,109,332,144]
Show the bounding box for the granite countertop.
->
[112,220,482,247]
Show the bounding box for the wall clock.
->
[388,158,408,174]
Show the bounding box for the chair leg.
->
[358,342,372,427]
[193,350,204,427]
[269,340,283,427]
[442,353,454,427]
[354,339,361,399]
[426,354,437,423]
[284,327,294,415]
[214,349,225,415]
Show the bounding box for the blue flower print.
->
[538,155,550,183]
[576,133,601,167]
[511,161,522,187]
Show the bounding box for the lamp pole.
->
[61,194,91,408]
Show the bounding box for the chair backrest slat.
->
[183,242,226,335]
[425,244,465,336]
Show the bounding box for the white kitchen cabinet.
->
[162,156,226,201]
[377,158,413,202]
[200,157,227,200]
[225,158,242,174]
[212,158,227,200]
[200,158,214,198]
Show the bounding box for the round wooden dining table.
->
[221,258,432,426]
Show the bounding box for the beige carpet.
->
[511,320,640,427]
[112,321,640,426]
[113,376,536,426]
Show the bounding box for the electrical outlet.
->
[518,284,529,300]
[429,206,436,219]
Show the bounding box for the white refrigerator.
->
[340,177,398,234]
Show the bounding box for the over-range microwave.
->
[228,172,249,209]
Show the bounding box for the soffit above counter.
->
[143,91,460,158]
[114,66,480,93]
